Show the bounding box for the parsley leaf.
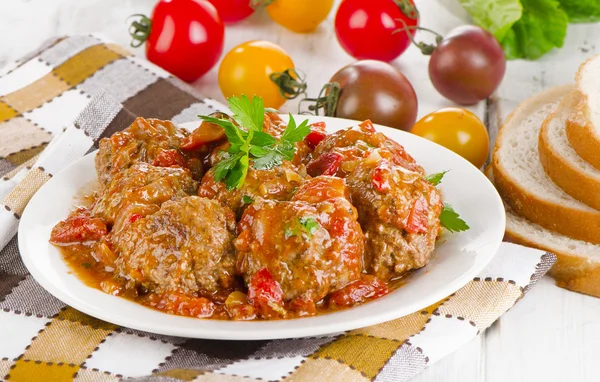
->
[425,171,448,186]
[299,217,320,237]
[253,148,285,170]
[440,204,470,233]
[281,114,311,144]
[284,217,321,239]
[250,115,309,171]
[251,131,278,146]
[228,95,264,132]
[212,152,243,182]
[198,96,310,189]
[225,154,249,189]
[242,195,254,204]
[249,145,270,158]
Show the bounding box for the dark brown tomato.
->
[429,25,506,105]
[330,60,418,132]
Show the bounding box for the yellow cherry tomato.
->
[218,40,294,109]
[411,108,489,168]
[267,0,334,33]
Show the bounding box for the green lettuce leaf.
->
[457,0,523,40]
[558,0,600,23]
[501,0,568,60]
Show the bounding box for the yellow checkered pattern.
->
[0,35,556,382]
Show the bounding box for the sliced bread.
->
[539,91,600,210]
[566,55,600,170]
[492,84,600,244]
[487,168,600,298]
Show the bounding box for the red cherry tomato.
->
[334,0,418,61]
[130,0,225,83]
[206,0,254,23]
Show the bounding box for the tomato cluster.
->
[128,0,500,169]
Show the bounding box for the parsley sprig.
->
[425,170,470,233]
[424,171,448,186]
[199,95,311,190]
[440,205,470,233]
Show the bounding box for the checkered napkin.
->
[0,35,556,382]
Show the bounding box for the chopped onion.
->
[285,169,303,183]
[341,160,359,173]
[364,150,383,165]
[225,291,248,307]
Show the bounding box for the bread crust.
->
[566,57,600,170]
[505,229,600,298]
[539,92,600,210]
[564,92,600,170]
[492,85,600,244]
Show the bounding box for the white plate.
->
[19,116,505,340]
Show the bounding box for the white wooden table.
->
[3,0,600,380]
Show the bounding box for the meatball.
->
[113,196,237,295]
[235,176,364,309]
[346,158,443,280]
[308,120,423,177]
[198,160,307,217]
[92,162,197,233]
[309,120,442,280]
[96,117,194,191]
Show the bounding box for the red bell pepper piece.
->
[405,195,429,234]
[50,209,108,244]
[152,149,186,168]
[247,268,286,318]
[307,152,343,177]
[371,166,391,193]
[328,276,389,307]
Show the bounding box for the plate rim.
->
[18,115,505,340]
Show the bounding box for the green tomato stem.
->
[270,69,308,100]
[128,14,152,48]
